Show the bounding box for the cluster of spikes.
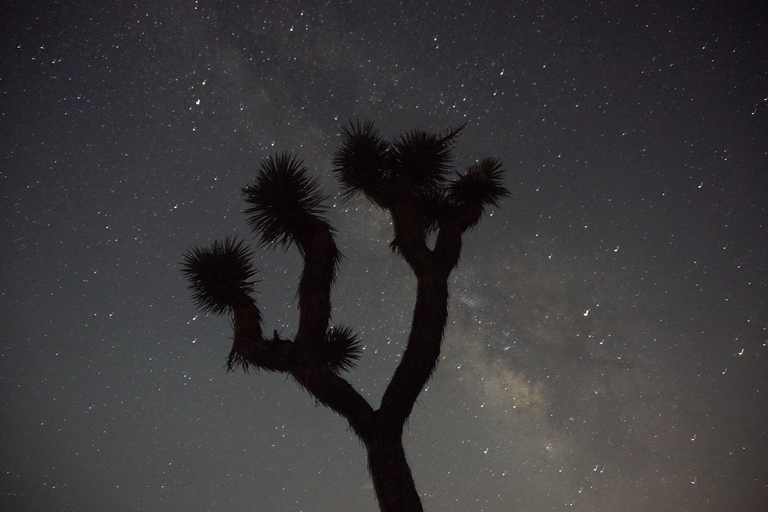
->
[333,120,508,235]
[180,120,507,374]
[222,325,362,375]
[241,152,333,252]
[180,236,257,316]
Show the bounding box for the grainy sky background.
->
[2,1,767,511]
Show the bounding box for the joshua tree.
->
[181,120,508,512]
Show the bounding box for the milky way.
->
[2,1,767,511]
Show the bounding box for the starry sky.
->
[2,1,767,511]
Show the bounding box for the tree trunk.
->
[366,430,423,512]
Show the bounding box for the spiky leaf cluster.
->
[243,152,331,249]
[333,120,510,254]
[388,126,463,197]
[320,325,362,374]
[332,121,466,210]
[332,120,390,207]
[449,157,509,209]
[180,236,257,315]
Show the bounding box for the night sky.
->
[2,1,767,511]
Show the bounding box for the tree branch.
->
[378,271,449,430]
[291,362,375,440]
[293,225,341,355]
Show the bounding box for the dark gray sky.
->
[2,1,767,511]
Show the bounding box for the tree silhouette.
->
[181,120,508,512]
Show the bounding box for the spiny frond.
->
[180,236,257,315]
[321,325,362,374]
[449,157,509,209]
[332,120,391,207]
[388,125,464,196]
[243,152,332,249]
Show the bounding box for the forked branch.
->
[181,121,507,512]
